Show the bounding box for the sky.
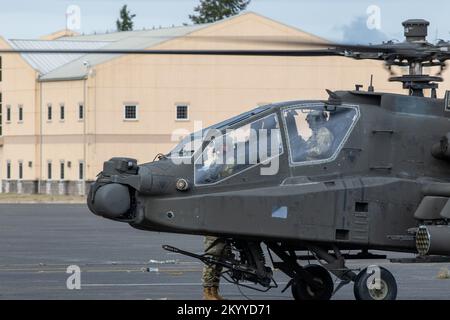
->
[1,0,450,43]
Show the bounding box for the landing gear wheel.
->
[353,266,397,300]
[291,264,334,300]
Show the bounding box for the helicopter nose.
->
[89,183,131,219]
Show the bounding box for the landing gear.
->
[291,264,334,300]
[267,243,337,300]
[165,241,398,300]
[353,267,397,300]
[267,242,398,301]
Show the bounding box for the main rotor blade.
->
[181,35,395,53]
[0,34,398,58]
[0,48,344,57]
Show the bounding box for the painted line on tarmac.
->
[0,268,202,273]
[83,282,289,287]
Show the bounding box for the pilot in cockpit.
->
[305,110,334,160]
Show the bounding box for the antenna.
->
[431,88,437,99]
[368,75,374,92]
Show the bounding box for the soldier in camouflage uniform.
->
[305,111,334,160]
[202,236,230,300]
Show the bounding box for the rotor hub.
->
[389,74,442,96]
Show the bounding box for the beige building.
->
[0,12,441,195]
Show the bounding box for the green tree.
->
[189,0,251,24]
[116,5,136,31]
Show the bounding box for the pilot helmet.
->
[306,110,328,125]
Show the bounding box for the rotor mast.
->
[389,19,442,98]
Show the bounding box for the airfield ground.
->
[0,203,449,300]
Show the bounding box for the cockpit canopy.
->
[170,105,272,158]
[283,104,359,165]
[195,113,283,185]
[169,103,359,186]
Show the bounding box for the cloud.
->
[340,16,389,44]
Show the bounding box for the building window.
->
[124,104,138,120]
[47,104,52,121]
[60,162,65,180]
[60,104,65,121]
[18,105,23,122]
[47,162,52,180]
[176,105,189,120]
[6,105,11,122]
[18,161,23,180]
[79,161,84,180]
[78,104,84,120]
[6,161,11,179]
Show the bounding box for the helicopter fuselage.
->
[88,90,450,255]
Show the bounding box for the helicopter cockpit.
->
[169,103,359,186]
[169,104,272,158]
[194,113,283,185]
[283,104,359,165]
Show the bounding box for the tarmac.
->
[0,204,449,300]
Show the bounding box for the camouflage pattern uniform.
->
[306,127,334,159]
[202,236,229,288]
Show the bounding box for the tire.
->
[291,264,334,300]
[353,266,397,300]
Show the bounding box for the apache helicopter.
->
[4,19,450,300]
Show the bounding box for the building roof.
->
[8,24,206,81]
[40,24,205,81]
[7,12,325,82]
[8,39,111,75]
